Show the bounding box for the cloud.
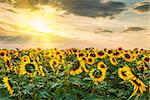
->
[0,0,126,18]
[134,1,150,13]
[0,35,30,44]
[57,0,126,18]
[95,28,113,33]
[121,27,146,32]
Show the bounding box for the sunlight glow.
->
[30,19,53,33]
[13,5,61,36]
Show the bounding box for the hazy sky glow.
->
[0,0,149,49]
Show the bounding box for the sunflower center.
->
[90,53,96,57]
[0,52,5,56]
[135,51,138,54]
[125,54,130,59]
[112,58,115,62]
[73,49,77,52]
[79,53,84,57]
[56,51,60,55]
[101,64,106,68]
[121,71,127,76]
[98,52,104,56]
[108,50,112,54]
[25,63,35,73]
[93,69,102,78]
[82,57,86,60]
[118,48,122,51]
[144,57,149,62]
[6,60,11,67]
[113,52,119,56]
[53,61,57,65]
[88,58,93,62]
[132,79,141,86]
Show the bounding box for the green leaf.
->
[82,77,93,81]
[23,83,35,94]
[108,89,116,93]
[50,82,60,89]
[63,94,76,100]
[39,90,50,98]
[83,93,101,100]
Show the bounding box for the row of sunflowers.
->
[0,47,149,99]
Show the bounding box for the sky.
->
[0,0,149,49]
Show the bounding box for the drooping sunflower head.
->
[89,69,106,83]
[70,60,83,75]
[109,56,118,66]
[25,63,36,73]
[3,77,14,95]
[92,69,102,78]
[118,65,135,80]
[129,78,147,97]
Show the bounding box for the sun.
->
[14,5,61,36]
[30,19,53,33]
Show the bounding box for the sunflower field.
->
[0,47,149,100]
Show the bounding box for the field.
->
[0,47,149,100]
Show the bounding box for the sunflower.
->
[4,58,13,72]
[76,52,86,60]
[3,77,14,95]
[118,65,135,80]
[121,51,132,62]
[131,53,137,61]
[117,47,123,52]
[133,50,140,56]
[85,56,95,65]
[49,59,60,72]
[89,52,97,59]
[69,60,84,76]
[21,55,30,64]
[106,49,114,56]
[19,61,38,77]
[109,56,118,66]
[89,68,106,84]
[142,56,150,63]
[29,53,36,61]
[129,78,147,97]
[38,65,45,76]
[0,50,7,57]
[97,61,107,72]
[95,50,106,59]
[112,51,121,58]
[54,50,62,56]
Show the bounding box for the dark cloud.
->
[121,27,146,32]
[56,0,126,18]
[95,28,113,33]
[1,0,126,18]
[0,35,30,44]
[134,2,150,13]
